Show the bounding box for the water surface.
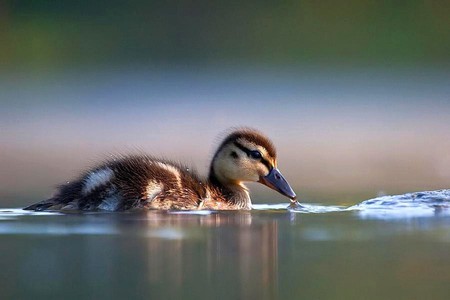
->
[1,191,450,300]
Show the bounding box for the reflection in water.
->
[143,211,279,300]
[0,205,450,299]
[1,189,450,298]
[0,210,281,299]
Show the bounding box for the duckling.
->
[24,128,296,211]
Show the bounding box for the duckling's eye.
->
[230,151,238,159]
[249,150,262,159]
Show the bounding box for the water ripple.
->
[287,189,450,219]
[350,189,450,219]
[1,189,449,221]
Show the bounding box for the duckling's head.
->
[209,128,296,200]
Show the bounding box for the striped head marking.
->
[211,128,296,200]
[212,128,276,182]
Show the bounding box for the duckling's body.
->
[24,128,296,211]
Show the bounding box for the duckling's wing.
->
[24,155,207,211]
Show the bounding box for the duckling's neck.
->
[208,167,251,209]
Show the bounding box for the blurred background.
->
[1,0,449,207]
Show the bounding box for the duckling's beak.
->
[258,168,297,200]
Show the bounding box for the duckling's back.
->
[24,155,209,211]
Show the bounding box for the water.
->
[1,191,449,300]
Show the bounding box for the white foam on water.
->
[0,208,62,216]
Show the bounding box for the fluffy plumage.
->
[24,128,295,211]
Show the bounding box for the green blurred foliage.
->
[1,0,449,67]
